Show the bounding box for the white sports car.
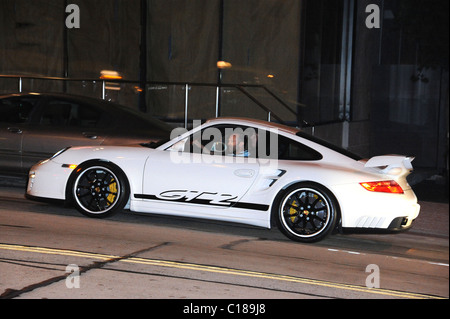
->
[26,118,420,242]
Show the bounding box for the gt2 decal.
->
[157,190,238,207]
[134,191,269,211]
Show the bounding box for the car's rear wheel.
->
[274,183,338,242]
[70,162,129,218]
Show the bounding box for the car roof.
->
[0,92,173,132]
[206,117,363,161]
[205,117,300,135]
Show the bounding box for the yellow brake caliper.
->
[290,200,299,222]
[107,178,117,205]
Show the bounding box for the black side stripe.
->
[134,194,269,212]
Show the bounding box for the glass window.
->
[40,102,71,126]
[296,131,362,160]
[173,124,260,158]
[40,101,101,128]
[74,105,101,128]
[171,124,322,161]
[257,130,322,161]
[277,135,323,161]
[0,97,36,124]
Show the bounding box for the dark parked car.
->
[0,92,171,176]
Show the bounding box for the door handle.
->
[7,127,23,134]
[234,169,255,178]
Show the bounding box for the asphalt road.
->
[0,185,448,302]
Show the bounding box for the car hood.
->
[49,144,154,166]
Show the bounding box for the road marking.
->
[428,262,449,267]
[0,243,445,299]
[328,247,449,268]
[328,248,364,255]
[122,257,445,299]
[0,243,116,260]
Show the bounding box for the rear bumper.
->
[387,216,416,231]
[353,199,420,230]
[334,184,421,230]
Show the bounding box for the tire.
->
[273,182,338,243]
[69,162,129,218]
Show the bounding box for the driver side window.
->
[167,124,260,158]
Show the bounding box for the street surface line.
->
[0,243,444,299]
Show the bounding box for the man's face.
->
[228,134,244,153]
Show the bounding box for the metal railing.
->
[0,74,299,128]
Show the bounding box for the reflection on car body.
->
[0,92,171,175]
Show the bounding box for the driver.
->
[227,132,249,157]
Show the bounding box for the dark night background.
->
[0,0,448,198]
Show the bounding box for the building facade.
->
[0,0,448,173]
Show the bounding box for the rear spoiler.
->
[362,155,415,176]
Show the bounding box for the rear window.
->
[278,135,323,160]
[296,131,362,161]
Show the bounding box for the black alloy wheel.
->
[274,183,338,242]
[71,163,129,218]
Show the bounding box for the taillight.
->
[360,180,404,194]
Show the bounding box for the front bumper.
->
[27,160,74,201]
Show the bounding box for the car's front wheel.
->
[69,162,129,218]
[273,183,338,243]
